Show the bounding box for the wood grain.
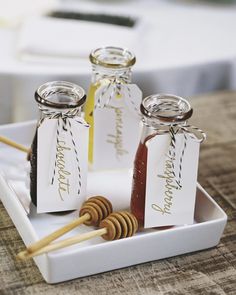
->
[0,91,236,294]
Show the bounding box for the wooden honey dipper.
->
[0,135,31,161]
[0,135,30,154]
[16,211,138,260]
[18,196,113,256]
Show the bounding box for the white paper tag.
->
[144,133,200,228]
[37,118,89,213]
[93,83,142,170]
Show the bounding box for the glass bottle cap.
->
[35,81,86,109]
[141,94,193,123]
[89,46,136,68]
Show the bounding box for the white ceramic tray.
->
[0,121,227,284]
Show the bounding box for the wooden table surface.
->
[0,91,236,294]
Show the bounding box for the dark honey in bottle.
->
[29,81,86,209]
[30,131,38,206]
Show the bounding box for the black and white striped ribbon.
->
[38,105,89,196]
[143,118,206,189]
[94,72,140,114]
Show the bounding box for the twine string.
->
[38,105,89,196]
[94,72,140,115]
[142,105,206,188]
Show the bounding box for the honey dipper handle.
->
[17,227,107,260]
[27,213,90,254]
[0,136,29,153]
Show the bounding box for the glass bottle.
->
[30,81,86,207]
[130,94,193,227]
[84,46,138,170]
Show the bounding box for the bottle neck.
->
[91,64,132,84]
[140,117,188,144]
[38,105,82,120]
[35,81,86,122]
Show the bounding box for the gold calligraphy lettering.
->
[152,152,180,215]
[56,140,71,201]
[106,106,128,158]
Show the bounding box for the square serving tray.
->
[0,121,227,284]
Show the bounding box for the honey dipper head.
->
[79,196,113,226]
[99,211,138,241]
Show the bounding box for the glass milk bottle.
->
[30,81,88,213]
[84,46,142,170]
[130,94,194,227]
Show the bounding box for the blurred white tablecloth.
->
[0,0,236,123]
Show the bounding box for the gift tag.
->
[92,83,142,170]
[144,133,200,228]
[122,84,142,117]
[37,118,89,213]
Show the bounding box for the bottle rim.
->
[35,81,86,109]
[141,94,193,123]
[89,46,136,68]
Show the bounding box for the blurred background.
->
[0,0,236,124]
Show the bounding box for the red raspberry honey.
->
[130,94,193,228]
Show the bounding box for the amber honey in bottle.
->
[131,94,193,227]
[84,46,141,170]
